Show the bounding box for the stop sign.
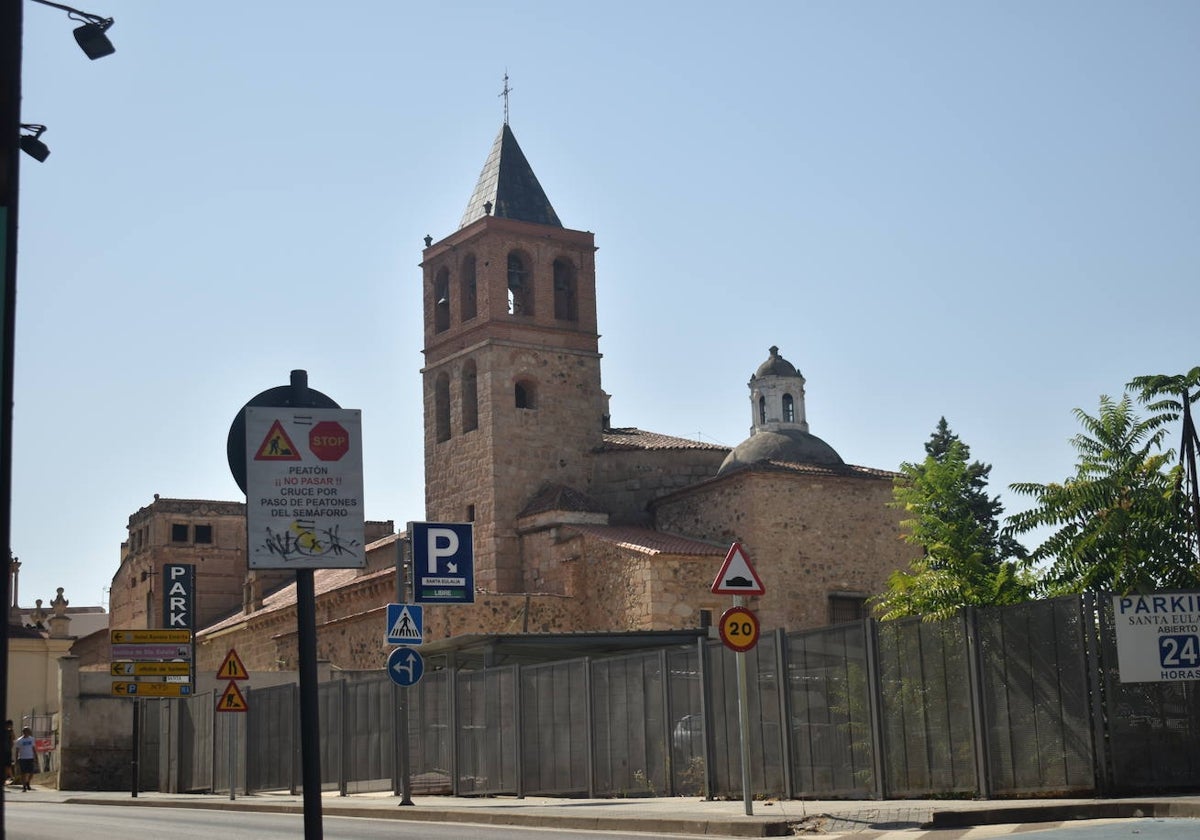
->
[309,421,350,461]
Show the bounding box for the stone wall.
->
[590,448,728,526]
[654,469,917,631]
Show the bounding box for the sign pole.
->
[395,537,414,806]
[733,594,753,816]
[228,716,236,801]
[130,699,139,798]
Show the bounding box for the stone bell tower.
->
[419,122,608,593]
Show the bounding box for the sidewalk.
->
[10,784,1200,837]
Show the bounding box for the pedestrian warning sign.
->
[216,680,248,712]
[254,419,301,461]
[386,604,423,645]
[217,648,249,680]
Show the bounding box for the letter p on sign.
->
[427,528,459,572]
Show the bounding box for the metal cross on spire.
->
[500,71,512,125]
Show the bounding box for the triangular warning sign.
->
[254,419,302,461]
[217,648,249,680]
[711,542,766,596]
[216,680,248,712]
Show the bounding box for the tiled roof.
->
[562,524,726,557]
[716,459,898,480]
[519,484,607,517]
[599,427,729,453]
[460,124,562,229]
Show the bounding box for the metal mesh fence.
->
[978,597,1094,795]
[157,594,1200,801]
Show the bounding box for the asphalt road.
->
[5,800,713,840]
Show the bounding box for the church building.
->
[99,118,916,673]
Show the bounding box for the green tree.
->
[1128,367,1200,562]
[874,420,1033,621]
[1007,394,1197,595]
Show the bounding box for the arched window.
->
[434,268,450,333]
[782,394,795,423]
[507,251,532,316]
[435,373,451,442]
[460,255,477,321]
[758,396,766,425]
[462,360,478,432]
[553,258,578,322]
[515,379,537,410]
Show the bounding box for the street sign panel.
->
[711,542,766,596]
[411,522,475,604]
[110,661,192,677]
[387,646,424,687]
[718,606,761,653]
[216,681,248,712]
[111,629,192,644]
[163,564,195,630]
[217,648,249,680]
[245,407,366,570]
[386,604,423,645]
[111,644,193,661]
[1114,592,1200,682]
[112,681,193,698]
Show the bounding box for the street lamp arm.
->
[28,0,111,29]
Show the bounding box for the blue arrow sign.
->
[411,522,475,604]
[387,646,424,687]
[386,603,423,645]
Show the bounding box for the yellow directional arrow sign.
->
[110,661,192,677]
[110,629,193,644]
[111,681,193,698]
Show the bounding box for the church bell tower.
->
[420,121,607,593]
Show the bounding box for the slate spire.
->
[459,124,562,229]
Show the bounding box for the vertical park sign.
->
[245,406,365,569]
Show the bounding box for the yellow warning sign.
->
[216,680,248,712]
[254,419,301,461]
[217,648,249,680]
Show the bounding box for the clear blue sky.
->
[13,1,1200,612]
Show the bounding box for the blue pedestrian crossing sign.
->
[411,521,475,604]
[387,646,424,687]
[386,603,423,645]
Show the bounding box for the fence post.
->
[1083,592,1112,795]
[243,686,252,795]
[963,606,992,799]
[515,663,526,798]
[449,662,460,796]
[774,628,794,798]
[698,636,716,800]
[863,617,887,800]
[339,679,349,796]
[290,682,299,795]
[658,649,672,797]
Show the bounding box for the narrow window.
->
[515,380,537,410]
[171,523,189,543]
[552,258,578,322]
[828,594,867,625]
[194,524,213,544]
[434,268,451,333]
[466,504,476,522]
[783,394,795,423]
[758,396,766,425]
[435,373,451,442]
[462,360,478,432]
[460,255,477,321]
[507,251,532,316]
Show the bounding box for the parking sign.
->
[411,522,475,604]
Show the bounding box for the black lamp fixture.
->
[30,0,115,60]
[19,124,50,163]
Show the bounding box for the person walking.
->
[13,727,36,791]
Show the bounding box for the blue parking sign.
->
[411,522,475,604]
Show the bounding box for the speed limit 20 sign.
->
[718,606,760,653]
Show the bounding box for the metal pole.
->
[734,595,753,816]
[296,568,323,838]
[131,699,139,798]
[228,715,236,801]
[395,535,414,806]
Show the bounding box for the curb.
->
[64,797,798,837]
[931,800,1200,829]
